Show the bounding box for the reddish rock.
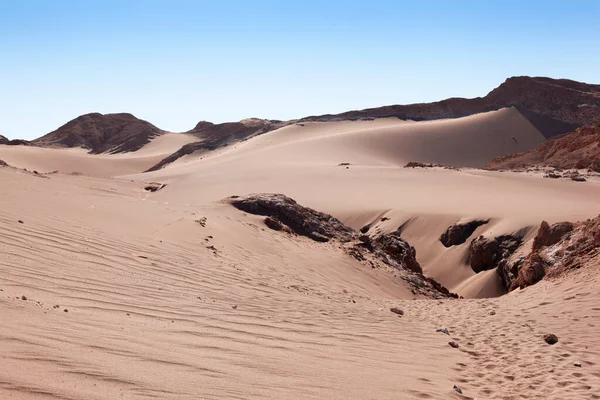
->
[532,221,574,251]
[510,253,547,291]
[486,125,600,171]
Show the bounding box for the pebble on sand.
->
[449,341,459,349]
[543,333,558,345]
[389,307,404,316]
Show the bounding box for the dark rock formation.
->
[146,119,285,171]
[404,161,444,168]
[440,220,489,247]
[32,113,164,154]
[469,235,522,273]
[0,134,31,146]
[375,234,422,274]
[229,193,353,243]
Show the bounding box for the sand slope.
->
[1,167,599,399]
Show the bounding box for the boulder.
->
[440,219,489,247]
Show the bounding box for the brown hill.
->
[485,124,600,171]
[146,118,284,172]
[32,113,164,154]
[300,76,600,139]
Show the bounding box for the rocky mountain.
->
[32,113,164,154]
[485,124,600,171]
[300,76,600,139]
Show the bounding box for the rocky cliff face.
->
[32,113,164,154]
[485,125,600,171]
[300,76,600,139]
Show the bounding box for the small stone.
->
[64,309,69,313]
[449,341,459,349]
[390,307,404,316]
[574,362,582,367]
[232,305,238,310]
[21,295,27,301]
[453,385,463,394]
[543,333,558,345]
[436,328,450,335]
[18,220,24,224]
[489,310,496,315]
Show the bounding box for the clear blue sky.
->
[1,0,599,139]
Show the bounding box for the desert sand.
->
[1,108,599,399]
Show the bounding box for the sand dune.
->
[0,133,198,177]
[2,106,600,399]
[134,109,600,296]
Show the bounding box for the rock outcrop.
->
[485,125,600,171]
[440,220,489,247]
[469,235,522,273]
[229,193,354,243]
[532,221,574,252]
[375,234,422,274]
[32,113,164,154]
[501,216,600,291]
[227,193,456,298]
